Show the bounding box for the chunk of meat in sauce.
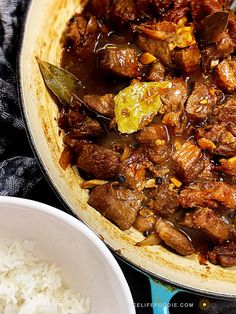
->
[58,110,104,139]
[77,143,119,180]
[197,123,236,157]
[215,59,236,93]
[148,184,180,218]
[180,182,236,209]
[161,1,189,23]
[83,94,115,118]
[98,47,140,78]
[88,183,143,230]
[173,44,201,74]
[110,0,138,25]
[182,207,230,244]
[217,156,236,176]
[117,150,154,191]
[195,158,219,182]
[155,218,194,256]
[135,20,178,41]
[135,124,169,164]
[212,95,236,125]
[230,216,236,241]
[147,145,169,164]
[63,138,91,158]
[85,0,113,19]
[161,79,188,113]
[185,82,218,122]
[172,141,205,184]
[228,11,236,45]
[191,0,226,24]
[202,32,235,73]
[146,61,166,82]
[162,111,188,135]
[135,20,196,67]
[216,31,235,59]
[136,26,174,67]
[137,0,173,17]
[133,208,156,233]
[63,15,101,60]
[208,242,236,267]
[135,124,168,145]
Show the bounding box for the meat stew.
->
[40,0,236,267]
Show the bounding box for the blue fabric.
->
[0,0,42,196]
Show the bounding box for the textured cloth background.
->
[0,1,236,313]
[0,0,41,196]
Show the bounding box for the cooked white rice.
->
[0,240,90,314]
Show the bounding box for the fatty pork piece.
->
[161,78,188,113]
[117,150,154,191]
[137,0,189,23]
[133,209,156,233]
[135,20,198,70]
[63,14,101,60]
[208,242,236,267]
[110,0,138,26]
[83,94,115,118]
[162,111,188,135]
[135,124,168,145]
[148,184,180,218]
[172,44,201,74]
[98,47,140,78]
[135,21,178,67]
[185,82,218,122]
[182,208,230,244]
[85,0,113,19]
[215,59,236,93]
[88,183,143,230]
[201,32,235,73]
[212,95,236,125]
[228,11,236,45]
[217,156,236,176]
[190,0,231,24]
[146,61,166,82]
[135,124,169,164]
[197,122,236,157]
[160,0,189,23]
[58,110,104,138]
[155,218,194,256]
[195,158,219,182]
[180,182,236,210]
[136,0,172,18]
[136,34,173,67]
[230,216,236,241]
[77,143,119,180]
[172,141,205,184]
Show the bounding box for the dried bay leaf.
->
[202,11,229,45]
[114,81,172,134]
[37,58,82,105]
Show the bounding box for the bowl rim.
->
[0,196,136,314]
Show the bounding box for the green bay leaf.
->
[37,58,82,105]
[114,81,172,134]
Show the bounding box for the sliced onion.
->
[136,233,162,247]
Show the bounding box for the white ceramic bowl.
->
[0,196,135,314]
